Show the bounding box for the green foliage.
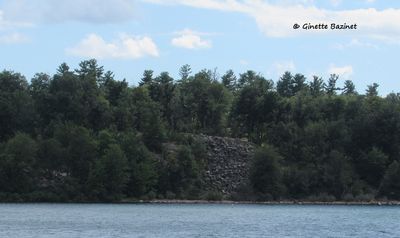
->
[0,71,35,140]
[37,138,66,173]
[221,69,237,91]
[171,72,232,135]
[342,80,356,95]
[291,73,307,95]
[322,150,353,199]
[238,70,272,89]
[230,77,277,142]
[380,161,400,199]
[283,165,313,199]
[277,71,293,97]
[130,87,166,151]
[250,145,285,199]
[0,61,398,202]
[54,123,97,185]
[309,76,324,96]
[179,64,192,82]
[139,70,154,86]
[356,147,388,187]
[0,133,37,193]
[203,191,224,201]
[326,74,339,96]
[158,145,202,198]
[101,75,128,106]
[88,144,129,201]
[366,83,379,97]
[151,72,175,127]
[119,131,158,197]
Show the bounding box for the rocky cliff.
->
[194,135,255,195]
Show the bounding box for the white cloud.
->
[368,35,400,45]
[0,10,6,30]
[0,9,32,30]
[277,0,315,5]
[1,0,136,23]
[0,32,28,44]
[171,29,212,49]
[273,60,296,76]
[143,0,245,12]
[144,0,400,42]
[239,59,249,65]
[328,64,353,79]
[0,10,31,44]
[334,38,379,49]
[66,33,159,59]
[330,0,342,7]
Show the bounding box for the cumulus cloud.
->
[144,0,400,42]
[0,10,31,44]
[239,59,249,65]
[1,0,136,23]
[0,10,6,30]
[334,38,379,50]
[273,60,296,76]
[0,9,31,30]
[330,0,342,7]
[66,33,159,59]
[0,32,28,44]
[171,29,212,49]
[328,64,353,79]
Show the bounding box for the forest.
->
[0,59,400,202]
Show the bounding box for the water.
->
[0,204,399,238]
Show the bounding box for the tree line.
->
[0,59,399,201]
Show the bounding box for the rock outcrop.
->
[194,135,255,195]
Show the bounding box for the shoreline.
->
[129,199,400,206]
[1,199,400,205]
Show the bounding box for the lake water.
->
[0,203,399,237]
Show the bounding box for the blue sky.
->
[0,0,400,95]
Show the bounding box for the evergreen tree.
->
[277,71,293,97]
[291,73,306,95]
[140,70,154,86]
[326,74,339,96]
[179,64,192,82]
[342,80,356,95]
[221,69,237,91]
[309,76,324,96]
[366,83,379,97]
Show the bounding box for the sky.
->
[0,0,400,95]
